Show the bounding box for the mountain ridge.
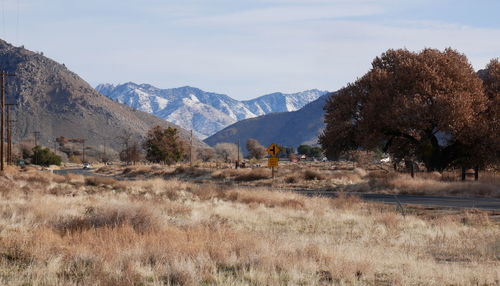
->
[96,82,327,139]
[0,39,205,156]
[203,93,334,150]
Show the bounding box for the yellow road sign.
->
[268,157,279,167]
[266,144,280,157]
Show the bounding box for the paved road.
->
[54,168,96,177]
[294,190,500,211]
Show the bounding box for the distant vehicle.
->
[83,163,91,169]
[380,157,391,163]
[322,157,328,162]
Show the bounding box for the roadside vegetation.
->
[94,161,500,198]
[0,166,498,285]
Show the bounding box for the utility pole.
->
[189,130,193,167]
[82,139,86,163]
[101,137,112,163]
[6,104,17,165]
[236,138,240,169]
[32,131,40,165]
[0,71,15,171]
[33,131,40,147]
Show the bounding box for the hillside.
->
[96,83,327,138]
[204,93,333,149]
[0,40,204,154]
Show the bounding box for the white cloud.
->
[181,4,383,26]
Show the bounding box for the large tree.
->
[320,48,495,171]
[214,143,239,162]
[246,139,266,159]
[144,126,186,165]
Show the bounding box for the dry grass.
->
[0,168,498,285]
[303,169,325,180]
[234,168,270,181]
[84,176,119,187]
[369,172,500,198]
[103,162,499,198]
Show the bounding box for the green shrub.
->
[31,146,62,166]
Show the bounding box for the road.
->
[52,168,500,211]
[54,168,96,177]
[294,190,500,211]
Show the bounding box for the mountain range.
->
[96,83,327,139]
[204,93,333,150]
[0,39,204,155]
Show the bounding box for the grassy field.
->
[0,165,498,285]
[96,162,500,198]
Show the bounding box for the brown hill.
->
[204,93,333,150]
[0,39,205,154]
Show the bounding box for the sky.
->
[1,0,499,99]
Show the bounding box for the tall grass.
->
[0,168,498,285]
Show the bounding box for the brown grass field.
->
[0,164,498,285]
[97,161,500,198]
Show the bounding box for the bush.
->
[173,166,210,177]
[304,169,324,180]
[31,146,62,166]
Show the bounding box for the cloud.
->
[181,4,384,26]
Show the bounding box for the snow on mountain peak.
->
[96,83,328,139]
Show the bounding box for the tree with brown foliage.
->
[320,48,494,171]
[246,138,266,159]
[143,126,186,165]
[471,58,500,167]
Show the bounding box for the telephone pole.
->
[32,131,40,165]
[6,104,17,165]
[236,138,240,169]
[33,131,40,147]
[0,71,15,171]
[82,139,86,163]
[189,130,193,167]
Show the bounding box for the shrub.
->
[234,168,269,181]
[31,146,62,166]
[304,169,324,181]
[173,166,210,177]
[53,202,159,234]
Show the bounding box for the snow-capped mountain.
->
[96,82,327,138]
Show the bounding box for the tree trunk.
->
[461,167,466,181]
[410,161,415,178]
[474,166,479,181]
